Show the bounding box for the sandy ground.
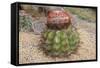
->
[19,15,96,64]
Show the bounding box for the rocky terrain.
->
[19,13,96,64]
[19,6,96,64]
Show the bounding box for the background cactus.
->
[19,11,33,32]
[42,25,80,57]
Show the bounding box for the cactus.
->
[19,12,32,32]
[42,26,79,57]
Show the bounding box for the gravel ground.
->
[19,14,96,64]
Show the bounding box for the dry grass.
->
[64,7,96,22]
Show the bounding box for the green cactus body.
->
[43,26,79,57]
[19,14,32,32]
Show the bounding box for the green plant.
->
[19,15,32,32]
[64,7,96,22]
[42,26,80,57]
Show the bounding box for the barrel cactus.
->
[41,9,80,57]
[42,25,79,57]
[19,10,32,32]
